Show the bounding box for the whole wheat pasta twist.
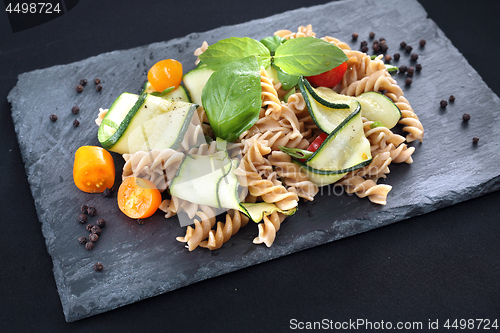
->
[274,24,315,40]
[260,67,282,120]
[353,151,392,181]
[194,41,209,65]
[199,210,249,250]
[396,96,424,143]
[253,211,287,247]
[362,118,406,152]
[321,36,351,51]
[340,69,403,99]
[122,148,185,191]
[159,196,179,218]
[176,206,217,251]
[337,175,392,205]
[268,151,319,201]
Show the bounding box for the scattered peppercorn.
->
[462,113,471,122]
[75,85,83,93]
[93,262,104,272]
[407,67,415,76]
[399,65,408,74]
[373,43,380,52]
[91,225,102,235]
[94,78,101,85]
[78,236,87,244]
[81,204,88,214]
[393,53,400,60]
[440,99,448,108]
[405,78,413,86]
[410,53,419,61]
[419,39,426,47]
[71,105,80,114]
[352,32,359,40]
[87,206,97,216]
[360,40,368,47]
[96,84,103,92]
[472,137,479,144]
[379,37,386,42]
[86,224,94,232]
[449,95,456,102]
[73,119,80,127]
[78,214,88,224]
[85,242,95,250]
[89,233,99,242]
[405,45,413,53]
[79,79,87,86]
[369,31,375,38]
[361,45,369,53]
[385,54,392,62]
[49,114,58,122]
[102,187,113,198]
[97,219,106,228]
[400,41,407,48]
[380,43,388,53]
[415,63,422,72]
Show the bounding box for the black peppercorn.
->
[78,214,87,224]
[86,224,94,232]
[91,225,102,235]
[73,119,80,127]
[393,53,400,60]
[369,31,375,38]
[415,64,422,71]
[462,113,471,122]
[400,41,407,48]
[373,43,380,52]
[405,45,413,53]
[385,54,392,62]
[102,187,113,198]
[71,105,80,114]
[380,43,388,53]
[405,78,413,86]
[97,218,106,228]
[361,45,369,53]
[85,242,94,250]
[407,67,415,76]
[75,85,83,93]
[352,32,359,40]
[399,65,408,74]
[93,262,104,272]
[449,95,456,102]
[96,84,103,92]
[472,137,479,144]
[87,206,97,216]
[94,78,101,85]
[360,40,368,47]
[379,37,386,42]
[440,99,448,108]
[410,53,419,61]
[419,39,426,47]
[89,233,99,242]
[49,114,58,122]
[78,236,87,244]
[81,204,88,214]
[80,79,87,86]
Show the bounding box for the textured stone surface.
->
[7,0,500,322]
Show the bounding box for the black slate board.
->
[7,0,500,322]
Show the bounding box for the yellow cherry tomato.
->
[73,146,115,193]
[147,59,183,92]
[117,177,162,219]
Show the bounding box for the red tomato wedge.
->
[306,62,348,88]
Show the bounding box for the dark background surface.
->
[1,0,499,332]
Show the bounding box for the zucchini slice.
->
[281,104,372,187]
[182,66,214,107]
[356,91,401,129]
[98,92,197,154]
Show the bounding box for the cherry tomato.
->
[117,177,162,219]
[147,59,183,92]
[73,146,115,193]
[306,62,348,88]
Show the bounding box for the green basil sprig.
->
[201,56,262,142]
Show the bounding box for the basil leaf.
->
[199,37,271,71]
[260,36,286,56]
[274,64,299,91]
[274,37,348,76]
[202,56,262,142]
